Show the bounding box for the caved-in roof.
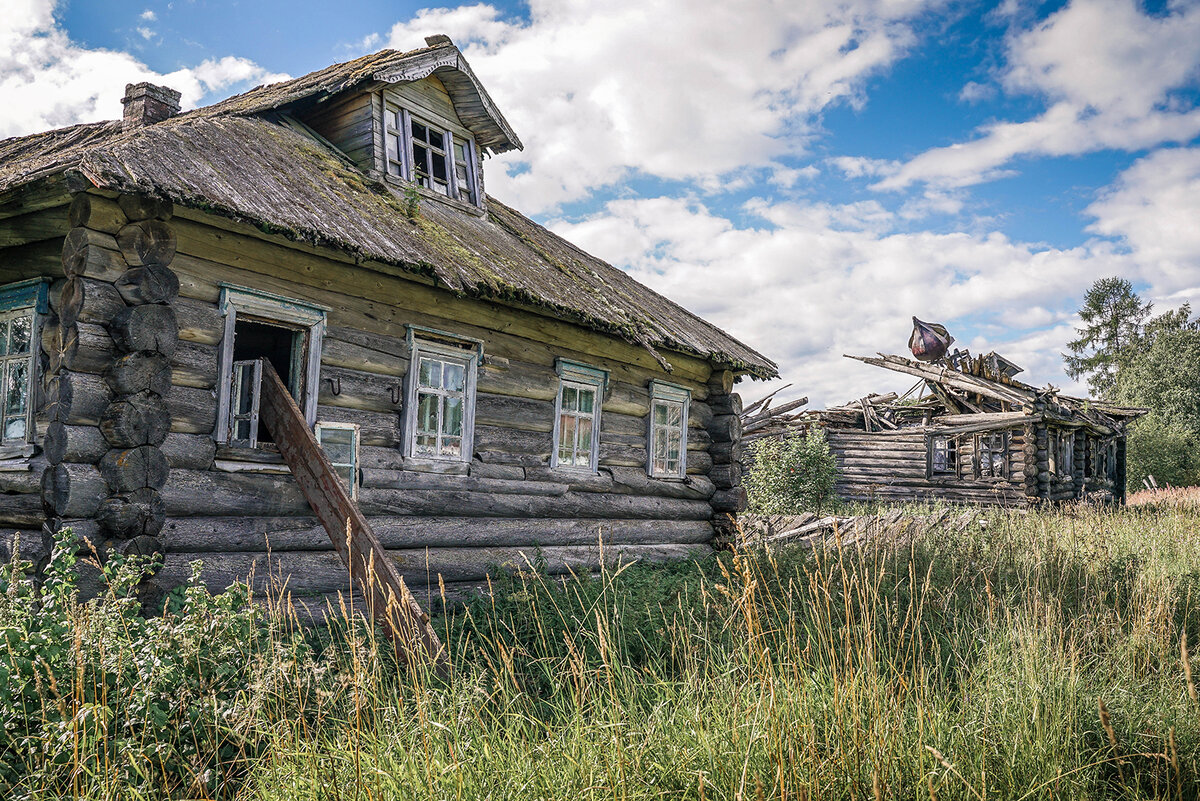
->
[0,45,775,379]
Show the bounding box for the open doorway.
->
[229,318,305,445]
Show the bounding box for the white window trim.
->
[403,336,479,462]
[647,380,690,479]
[215,284,328,444]
[316,420,360,499]
[381,91,482,209]
[551,360,608,474]
[0,278,49,457]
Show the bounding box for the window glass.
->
[0,306,36,444]
[977,433,1006,478]
[931,435,957,475]
[317,423,358,497]
[383,95,479,205]
[650,398,686,477]
[411,350,473,460]
[556,381,597,469]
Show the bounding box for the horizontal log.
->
[61,228,124,282]
[0,239,61,283]
[44,422,108,465]
[68,194,128,234]
[359,468,569,497]
[159,468,715,520]
[0,208,69,248]
[97,488,165,538]
[106,352,172,397]
[110,304,177,357]
[321,325,409,374]
[686,450,713,476]
[708,414,742,443]
[0,455,46,495]
[317,365,404,414]
[156,543,711,595]
[41,461,107,518]
[0,495,45,527]
[115,264,179,306]
[711,487,747,513]
[171,340,219,389]
[46,372,113,426]
[160,432,217,470]
[56,277,124,328]
[43,320,114,375]
[474,392,553,433]
[473,424,551,464]
[599,441,647,468]
[117,193,172,222]
[174,297,223,345]
[100,393,170,448]
[159,515,715,552]
[166,385,217,435]
[116,220,176,267]
[99,445,170,492]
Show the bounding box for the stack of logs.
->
[41,192,179,569]
[705,369,745,537]
[737,507,981,550]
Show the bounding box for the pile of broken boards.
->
[737,507,983,551]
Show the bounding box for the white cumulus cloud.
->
[0,0,289,139]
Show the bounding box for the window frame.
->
[0,278,48,454]
[974,431,1009,480]
[215,285,328,445]
[381,92,481,209]
[1048,429,1075,478]
[551,359,607,474]
[316,420,360,499]
[403,333,479,463]
[928,433,959,478]
[647,380,690,480]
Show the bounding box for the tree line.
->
[1065,277,1200,490]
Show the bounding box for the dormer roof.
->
[205,38,522,154]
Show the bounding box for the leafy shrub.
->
[744,427,839,515]
[0,527,316,800]
[1126,411,1200,491]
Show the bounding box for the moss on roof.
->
[0,52,776,379]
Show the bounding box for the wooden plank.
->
[256,357,446,670]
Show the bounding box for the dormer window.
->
[383,97,480,207]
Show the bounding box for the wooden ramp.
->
[256,358,447,671]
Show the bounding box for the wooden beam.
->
[256,357,447,672]
[846,353,1037,406]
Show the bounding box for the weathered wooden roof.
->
[0,50,776,379]
[825,353,1146,435]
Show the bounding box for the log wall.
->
[827,426,1030,507]
[6,195,727,605]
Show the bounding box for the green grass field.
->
[4,501,1200,799]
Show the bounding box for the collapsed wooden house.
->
[0,37,774,612]
[751,350,1144,507]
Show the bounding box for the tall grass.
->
[5,502,1200,799]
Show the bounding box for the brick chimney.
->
[122,82,181,129]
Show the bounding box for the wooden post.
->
[256,358,448,672]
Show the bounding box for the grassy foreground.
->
[4,502,1200,799]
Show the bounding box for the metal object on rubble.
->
[908,316,955,362]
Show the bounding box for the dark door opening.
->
[233,318,302,444]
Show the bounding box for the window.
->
[930,434,958,476]
[1049,429,1075,477]
[383,96,480,207]
[404,333,479,462]
[1084,437,1095,478]
[553,360,607,473]
[976,432,1008,479]
[216,285,327,446]
[0,279,47,449]
[316,422,359,498]
[649,381,690,479]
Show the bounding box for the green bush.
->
[1126,411,1200,490]
[0,527,316,800]
[744,427,839,515]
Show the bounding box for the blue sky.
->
[4,0,1200,405]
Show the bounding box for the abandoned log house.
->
[813,351,1144,506]
[0,37,775,609]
